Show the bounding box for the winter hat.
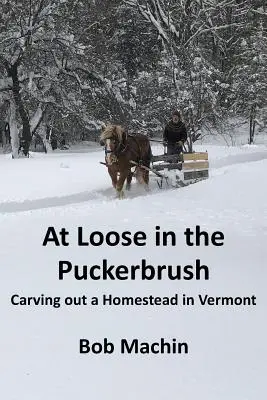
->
[172,110,180,117]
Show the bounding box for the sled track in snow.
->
[0,182,174,214]
[1,150,267,214]
[210,149,267,169]
[0,189,109,214]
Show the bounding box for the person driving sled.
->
[163,110,187,155]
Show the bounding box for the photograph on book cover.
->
[0,1,267,399]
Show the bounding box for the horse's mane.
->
[100,124,125,143]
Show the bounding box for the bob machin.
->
[79,338,189,355]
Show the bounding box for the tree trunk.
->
[9,63,32,156]
[249,104,256,144]
[39,122,53,153]
[1,130,7,147]
[9,100,20,159]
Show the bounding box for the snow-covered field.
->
[1,141,267,400]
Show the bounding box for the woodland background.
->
[0,0,266,157]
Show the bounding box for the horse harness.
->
[104,137,128,159]
[104,133,144,165]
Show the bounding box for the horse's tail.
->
[143,137,152,168]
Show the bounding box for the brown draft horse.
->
[100,124,152,199]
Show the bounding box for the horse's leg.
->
[141,169,150,192]
[143,153,151,190]
[116,170,128,199]
[135,164,149,192]
[108,167,117,189]
[135,167,144,185]
[126,171,133,190]
[144,169,150,188]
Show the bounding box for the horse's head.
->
[100,124,126,165]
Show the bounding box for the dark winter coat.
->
[163,120,187,144]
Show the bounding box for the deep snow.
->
[0,142,266,400]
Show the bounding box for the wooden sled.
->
[150,151,209,188]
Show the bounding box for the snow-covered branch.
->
[0,78,13,91]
